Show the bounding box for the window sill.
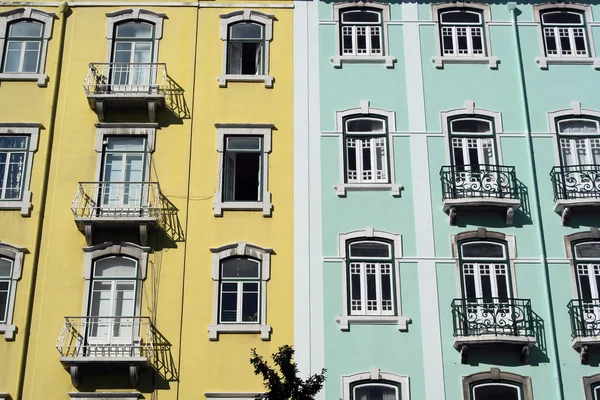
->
[330,55,396,68]
[218,74,274,88]
[0,73,48,87]
[0,192,33,216]
[536,56,600,70]
[336,315,411,331]
[334,183,402,197]
[432,55,499,69]
[0,324,17,340]
[208,324,271,341]
[213,197,272,217]
[68,392,143,399]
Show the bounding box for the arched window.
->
[449,117,495,170]
[0,255,15,324]
[219,256,261,323]
[462,369,532,400]
[459,239,510,302]
[3,20,43,73]
[556,117,600,167]
[571,240,600,336]
[583,374,600,400]
[339,8,383,56]
[438,8,485,57]
[352,382,398,400]
[470,381,522,399]
[227,21,264,75]
[540,9,588,58]
[342,370,409,400]
[343,116,389,185]
[0,242,24,340]
[111,21,154,88]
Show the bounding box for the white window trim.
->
[334,100,402,196]
[335,228,410,330]
[81,241,149,318]
[533,3,600,69]
[0,393,8,399]
[69,392,143,400]
[432,3,498,69]
[213,123,274,217]
[0,242,25,340]
[462,368,533,400]
[441,100,504,165]
[583,373,600,400]
[209,241,273,340]
[331,2,395,68]
[218,10,274,88]
[0,123,40,216]
[342,369,410,400]
[205,393,266,400]
[105,8,165,63]
[563,229,600,305]
[0,7,54,86]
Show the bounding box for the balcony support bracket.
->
[95,100,105,122]
[581,344,589,364]
[69,365,80,388]
[520,344,530,364]
[147,100,156,123]
[506,207,515,225]
[561,206,571,226]
[129,364,139,387]
[460,344,468,364]
[449,207,457,225]
[139,224,148,246]
[84,224,93,246]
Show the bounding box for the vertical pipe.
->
[15,3,70,399]
[507,4,564,399]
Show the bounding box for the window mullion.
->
[452,26,458,56]
[360,263,367,316]
[237,281,243,323]
[19,41,27,73]
[569,27,577,57]
[467,27,473,56]
[474,263,483,299]
[375,263,383,315]
[352,26,357,56]
[366,25,372,55]
[554,27,562,56]
[0,151,10,199]
[356,138,364,183]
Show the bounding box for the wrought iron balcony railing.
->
[568,299,600,339]
[452,297,535,338]
[71,181,162,220]
[550,165,600,201]
[440,164,519,200]
[83,62,168,95]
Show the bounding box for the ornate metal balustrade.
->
[440,164,519,200]
[550,165,600,225]
[568,299,600,363]
[83,62,168,95]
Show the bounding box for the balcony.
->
[57,316,171,387]
[84,63,167,122]
[568,299,600,363]
[71,182,162,246]
[452,298,537,363]
[440,165,521,225]
[550,165,600,225]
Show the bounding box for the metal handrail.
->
[440,164,519,201]
[567,299,600,339]
[84,62,168,95]
[550,164,600,201]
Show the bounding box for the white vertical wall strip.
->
[402,3,446,400]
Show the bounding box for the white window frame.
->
[213,123,273,217]
[0,123,40,216]
[342,369,409,400]
[331,2,395,68]
[68,392,143,400]
[533,4,600,69]
[432,3,498,69]
[462,369,532,400]
[218,10,274,88]
[584,374,600,400]
[0,242,24,340]
[334,100,402,196]
[0,7,54,86]
[209,241,273,340]
[335,228,410,330]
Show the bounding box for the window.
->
[209,242,273,340]
[336,229,409,331]
[572,240,600,336]
[213,124,273,217]
[219,10,274,88]
[111,21,154,89]
[462,369,532,400]
[432,4,497,68]
[556,118,600,167]
[0,8,54,85]
[342,370,409,400]
[449,117,496,170]
[0,124,40,216]
[0,242,25,340]
[331,3,394,67]
[583,374,600,400]
[533,5,600,69]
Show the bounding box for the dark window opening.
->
[224,151,261,202]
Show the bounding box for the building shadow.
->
[155,75,191,127]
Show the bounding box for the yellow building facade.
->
[0,0,294,398]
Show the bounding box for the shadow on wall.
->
[158,75,191,126]
[565,211,600,229]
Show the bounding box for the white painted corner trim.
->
[0,242,25,340]
[342,370,410,400]
[218,10,275,88]
[213,124,274,217]
[208,241,274,340]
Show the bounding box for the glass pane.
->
[481,273,492,301]
[370,26,381,53]
[346,139,357,181]
[341,10,381,23]
[228,42,243,74]
[5,152,25,200]
[226,137,261,150]
[0,258,12,277]
[90,281,113,317]
[3,42,22,73]
[464,274,476,299]
[381,270,392,301]
[461,242,505,259]
[220,282,238,322]
[473,383,519,400]
[350,264,362,308]
[242,282,259,322]
[114,282,135,318]
[94,257,137,278]
[496,271,509,299]
[22,41,40,72]
[356,27,367,54]
[106,137,145,152]
[222,258,260,278]
[594,385,600,400]
[542,11,583,25]
[354,385,397,400]
[366,268,376,301]
[116,22,153,38]
[451,119,492,134]
[440,10,481,24]
[342,27,353,54]
[230,22,263,39]
[347,118,384,133]
[0,285,8,322]
[576,243,600,259]
[349,241,390,258]
[558,119,599,134]
[9,21,43,38]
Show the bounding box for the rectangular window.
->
[349,262,394,316]
[219,258,261,324]
[0,136,28,201]
[223,136,262,202]
[0,257,13,324]
[345,136,388,183]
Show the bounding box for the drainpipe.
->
[15,3,69,399]
[507,4,564,399]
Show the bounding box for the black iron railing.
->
[452,298,535,337]
[440,164,519,200]
[550,165,600,201]
[568,299,600,339]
